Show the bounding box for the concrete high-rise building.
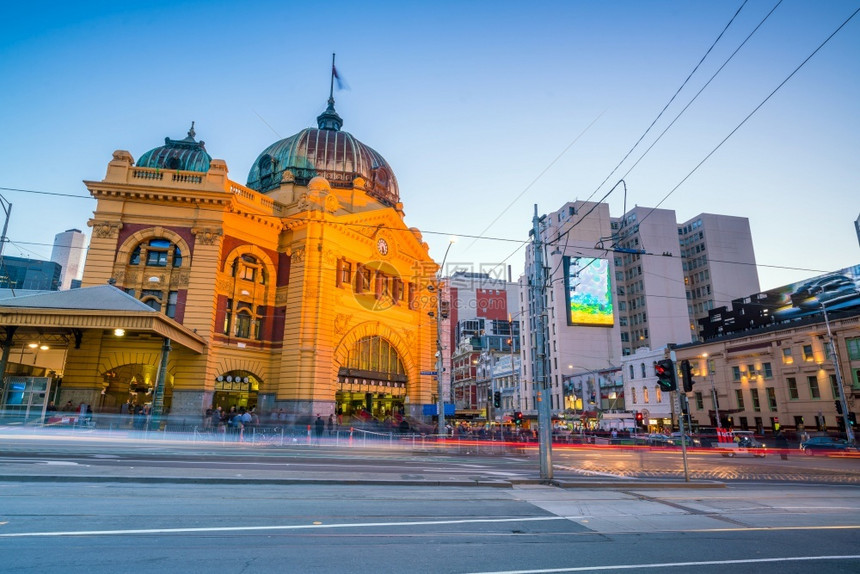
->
[679,213,759,342]
[51,228,86,290]
[520,201,760,428]
[611,206,689,355]
[520,201,623,420]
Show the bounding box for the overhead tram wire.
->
[461,109,606,252]
[632,4,860,229]
[583,0,749,206]
[617,0,784,187]
[528,3,750,262]
[1,180,836,279]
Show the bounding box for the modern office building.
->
[51,229,87,290]
[0,256,61,291]
[679,213,759,342]
[520,201,760,428]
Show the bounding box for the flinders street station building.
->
[0,95,439,424]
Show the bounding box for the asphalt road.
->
[1,481,859,573]
[1,431,860,573]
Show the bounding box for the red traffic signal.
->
[654,359,677,392]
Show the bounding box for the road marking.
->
[0,516,568,538]
[464,555,860,573]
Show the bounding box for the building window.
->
[750,388,761,411]
[847,337,860,361]
[808,375,820,399]
[762,362,773,379]
[732,366,741,381]
[747,364,757,377]
[735,389,745,410]
[781,347,793,365]
[766,387,777,411]
[643,387,649,404]
[787,377,799,399]
[630,388,637,404]
[640,363,646,378]
[629,365,634,380]
[830,374,839,399]
[235,312,251,338]
[802,345,814,362]
[166,291,178,318]
[695,392,703,409]
[655,388,662,403]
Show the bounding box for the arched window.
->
[630,387,637,404]
[129,238,182,268]
[345,336,405,377]
[643,386,650,404]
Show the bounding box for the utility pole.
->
[822,302,854,444]
[531,205,553,480]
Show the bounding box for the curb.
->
[0,474,724,489]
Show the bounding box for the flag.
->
[332,64,349,91]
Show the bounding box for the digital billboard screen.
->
[564,256,614,326]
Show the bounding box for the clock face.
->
[377,238,389,255]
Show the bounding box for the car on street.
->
[645,433,672,447]
[799,436,856,455]
[668,432,701,447]
[721,430,767,457]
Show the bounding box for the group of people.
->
[203,406,260,441]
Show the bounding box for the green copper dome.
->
[137,122,211,172]
[246,98,399,207]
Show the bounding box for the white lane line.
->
[465,555,860,573]
[0,515,567,538]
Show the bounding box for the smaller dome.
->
[137,122,211,172]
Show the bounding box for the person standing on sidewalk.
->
[775,430,789,460]
[314,414,325,443]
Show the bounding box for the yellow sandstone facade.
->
[66,102,438,424]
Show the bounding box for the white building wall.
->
[621,346,673,422]
[51,229,86,290]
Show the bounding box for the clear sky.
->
[1,0,858,291]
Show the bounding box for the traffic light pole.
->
[671,350,690,482]
[822,302,854,444]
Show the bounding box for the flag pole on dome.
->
[330,52,348,96]
[330,53,336,100]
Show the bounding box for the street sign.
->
[420,370,438,376]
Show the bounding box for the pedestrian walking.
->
[314,414,325,443]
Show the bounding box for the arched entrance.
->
[101,363,172,413]
[213,370,260,412]
[335,335,407,425]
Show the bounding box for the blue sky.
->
[0,0,858,290]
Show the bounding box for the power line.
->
[585,0,749,205]
[636,3,860,227]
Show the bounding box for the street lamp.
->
[435,236,456,435]
[821,302,855,444]
[702,353,720,428]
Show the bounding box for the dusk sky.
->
[1,0,858,291]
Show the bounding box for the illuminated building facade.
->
[60,97,438,423]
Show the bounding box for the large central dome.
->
[246,98,399,207]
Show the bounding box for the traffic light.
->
[680,360,695,393]
[654,359,677,392]
[493,391,501,408]
[635,412,644,428]
[513,411,523,425]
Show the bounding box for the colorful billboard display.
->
[564,256,614,326]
